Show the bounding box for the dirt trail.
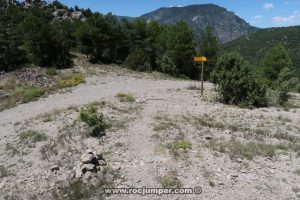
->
[0,75,199,169]
[1,70,300,200]
[0,76,194,126]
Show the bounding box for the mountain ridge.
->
[139,4,259,43]
[14,1,258,43]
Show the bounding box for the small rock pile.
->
[16,68,54,87]
[74,150,107,182]
[0,71,5,81]
[0,90,13,100]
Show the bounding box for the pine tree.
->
[21,8,55,67]
[146,21,162,70]
[0,0,26,71]
[22,8,72,68]
[162,22,196,78]
[199,26,219,80]
[75,22,94,59]
[263,44,293,83]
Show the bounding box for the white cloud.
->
[272,10,300,23]
[251,15,263,24]
[254,15,262,19]
[169,5,183,8]
[263,3,274,10]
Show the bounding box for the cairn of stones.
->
[74,149,107,182]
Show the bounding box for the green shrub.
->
[115,92,127,98]
[211,53,268,108]
[217,139,287,160]
[46,68,58,76]
[296,83,300,93]
[159,171,182,188]
[80,106,99,127]
[169,140,192,150]
[59,73,85,88]
[0,165,11,178]
[80,106,108,137]
[160,53,178,75]
[124,48,151,71]
[266,89,279,106]
[115,93,135,102]
[263,44,293,82]
[19,130,48,143]
[278,84,291,106]
[120,95,135,103]
[14,87,45,103]
[275,68,299,106]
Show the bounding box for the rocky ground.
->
[0,60,300,200]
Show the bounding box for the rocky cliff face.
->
[13,0,87,21]
[141,4,259,43]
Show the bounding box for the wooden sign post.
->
[194,56,207,96]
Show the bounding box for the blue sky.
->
[58,0,300,28]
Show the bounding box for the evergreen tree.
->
[22,8,56,67]
[0,0,26,71]
[263,44,293,83]
[146,21,162,70]
[276,67,298,106]
[116,19,132,62]
[52,20,75,68]
[199,26,219,80]
[162,22,196,78]
[75,22,94,59]
[0,0,198,79]
[123,18,151,69]
[22,8,72,68]
[102,13,120,63]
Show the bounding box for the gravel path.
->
[0,76,199,126]
[1,70,300,200]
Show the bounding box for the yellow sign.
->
[194,56,207,62]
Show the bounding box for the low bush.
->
[46,68,58,76]
[216,138,289,160]
[275,68,299,106]
[115,93,135,102]
[14,87,45,103]
[19,130,48,143]
[115,92,127,98]
[0,165,12,178]
[159,171,182,188]
[160,53,178,75]
[80,106,108,137]
[59,73,85,88]
[211,53,268,108]
[296,83,300,93]
[124,48,151,71]
[168,140,192,150]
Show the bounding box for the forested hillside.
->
[222,26,300,75]
[0,0,198,78]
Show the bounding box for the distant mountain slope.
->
[222,25,300,73]
[115,16,135,22]
[141,4,258,43]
